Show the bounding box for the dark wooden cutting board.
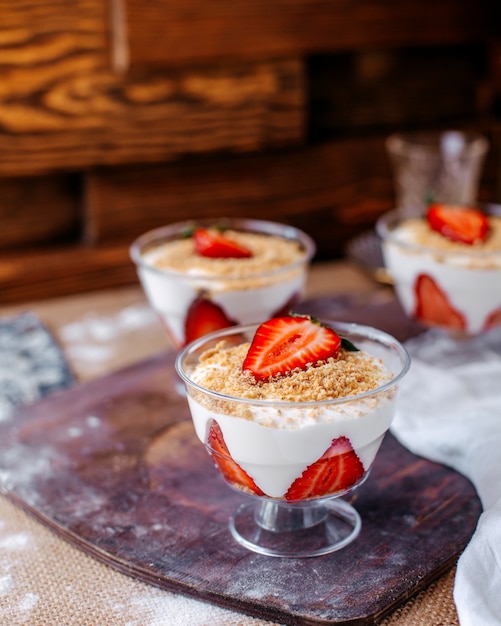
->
[0,299,481,625]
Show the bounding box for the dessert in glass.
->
[376,204,501,336]
[130,218,316,348]
[175,314,410,557]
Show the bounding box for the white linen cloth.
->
[390,327,501,626]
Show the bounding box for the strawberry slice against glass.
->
[207,421,264,496]
[242,314,341,381]
[193,227,253,258]
[483,306,501,331]
[427,204,489,245]
[285,436,365,501]
[184,297,236,345]
[414,274,466,331]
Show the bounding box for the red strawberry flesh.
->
[184,297,235,345]
[194,227,253,258]
[285,436,365,501]
[414,274,466,330]
[207,421,264,495]
[483,305,501,331]
[242,314,341,381]
[427,204,488,245]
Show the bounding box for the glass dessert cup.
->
[130,217,316,349]
[376,207,501,340]
[175,322,410,558]
[385,130,488,216]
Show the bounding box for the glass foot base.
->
[229,499,361,558]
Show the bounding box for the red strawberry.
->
[184,297,235,344]
[242,314,341,381]
[483,306,501,331]
[427,204,488,245]
[285,436,365,502]
[193,228,253,258]
[414,274,466,330]
[207,421,264,496]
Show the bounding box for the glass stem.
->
[254,500,329,532]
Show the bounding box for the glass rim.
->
[376,206,501,259]
[129,217,316,282]
[175,320,411,408]
[386,130,489,160]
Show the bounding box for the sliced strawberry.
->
[242,314,341,381]
[193,227,253,258]
[184,296,236,345]
[414,274,466,330]
[427,204,489,245]
[483,306,501,331]
[285,436,365,502]
[207,421,264,496]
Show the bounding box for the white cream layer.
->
[187,393,395,498]
[138,262,305,345]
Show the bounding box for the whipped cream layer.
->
[138,265,305,346]
[188,394,394,498]
[381,215,501,334]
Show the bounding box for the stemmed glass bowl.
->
[175,321,410,557]
[376,206,501,338]
[130,217,316,349]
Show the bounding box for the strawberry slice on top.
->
[426,203,489,245]
[193,227,253,258]
[242,314,341,382]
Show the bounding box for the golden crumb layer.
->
[190,341,391,403]
[397,215,501,252]
[145,229,307,277]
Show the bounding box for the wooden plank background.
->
[0,0,500,303]
[125,0,494,66]
[84,140,393,255]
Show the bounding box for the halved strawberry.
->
[427,204,489,245]
[207,421,264,495]
[242,314,341,381]
[193,228,253,258]
[414,274,466,330]
[285,436,365,502]
[483,306,501,331]
[184,296,236,345]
